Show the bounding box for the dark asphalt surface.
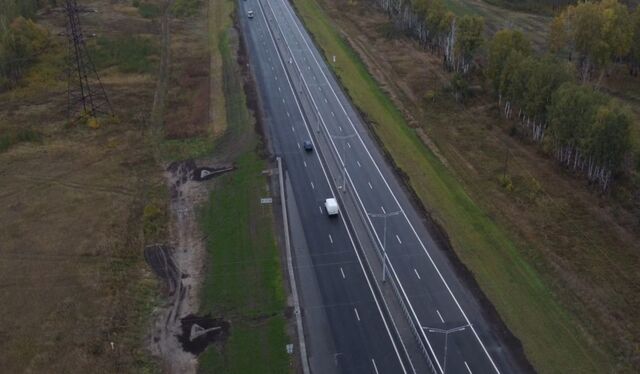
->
[239,1,410,373]
[238,0,525,373]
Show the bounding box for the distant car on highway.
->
[247,10,254,19]
[303,140,313,152]
[325,198,339,216]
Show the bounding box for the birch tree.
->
[583,100,632,190]
[548,83,606,168]
[550,0,634,83]
[453,15,484,73]
[498,50,529,119]
[522,57,574,142]
[629,6,640,76]
[487,29,531,97]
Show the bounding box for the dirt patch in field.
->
[177,314,230,355]
[317,0,640,369]
[148,159,210,374]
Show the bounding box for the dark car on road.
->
[303,140,313,152]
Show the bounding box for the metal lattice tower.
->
[64,0,112,122]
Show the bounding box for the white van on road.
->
[325,198,339,216]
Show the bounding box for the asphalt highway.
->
[238,0,524,373]
[238,2,412,373]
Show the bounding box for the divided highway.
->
[238,1,412,373]
[238,0,524,372]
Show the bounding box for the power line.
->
[63,0,112,122]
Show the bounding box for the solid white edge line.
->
[263,2,430,371]
[255,3,408,373]
[276,156,311,374]
[465,361,473,374]
[275,1,500,372]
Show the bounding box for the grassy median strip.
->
[198,152,289,373]
[196,3,290,371]
[290,0,612,372]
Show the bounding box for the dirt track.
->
[148,161,208,373]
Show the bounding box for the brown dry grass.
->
[0,1,169,372]
[317,0,640,369]
[442,0,551,49]
[164,17,212,139]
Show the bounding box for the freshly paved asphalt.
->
[238,0,524,373]
[239,2,410,373]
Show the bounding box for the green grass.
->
[195,8,290,371]
[172,0,201,18]
[443,0,480,16]
[0,128,41,153]
[198,152,290,373]
[291,0,614,372]
[91,36,158,74]
[159,137,216,161]
[136,2,162,19]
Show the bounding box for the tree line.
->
[0,0,51,90]
[488,29,633,190]
[371,0,638,190]
[550,0,640,81]
[374,0,484,73]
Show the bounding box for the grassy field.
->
[442,0,551,49]
[290,0,620,372]
[0,1,165,371]
[194,0,291,372]
[198,153,289,373]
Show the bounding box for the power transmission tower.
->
[64,0,112,122]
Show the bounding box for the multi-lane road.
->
[238,0,526,373]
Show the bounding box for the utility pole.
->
[64,0,112,122]
[423,325,468,373]
[368,210,401,282]
[502,140,509,179]
[329,133,356,192]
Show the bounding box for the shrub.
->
[423,90,437,104]
[0,128,42,153]
[143,202,165,240]
[499,174,514,192]
[0,134,12,152]
[15,128,41,142]
[136,2,161,19]
[449,73,470,102]
[0,17,50,89]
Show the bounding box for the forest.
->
[374,0,640,191]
